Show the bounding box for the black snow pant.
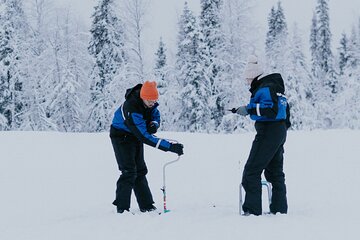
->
[110,126,154,210]
[242,121,288,215]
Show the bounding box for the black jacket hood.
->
[250,73,285,94]
[125,84,142,100]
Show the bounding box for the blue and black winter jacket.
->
[111,84,172,152]
[246,73,291,128]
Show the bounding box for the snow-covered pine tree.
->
[310,12,320,77]
[154,37,167,92]
[0,0,29,130]
[175,2,211,132]
[265,1,288,73]
[346,27,359,72]
[334,19,360,129]
[265,6,276,56]
[358,17,360,58]
[311,0,337,128]
[335,54,360,129]
[21,0,57,131]
[45,11,89,132]
[153,37,173,131]
[87,0,127,132]
[286,24,314,130]
[315,0,333,74]
[315,0,337,94]
[308,11,324,122]
[358,17,360,45]
[338,33,349,76]
[199,0,226,128]
[338,70,360,129]
[122,0,149,82]
[0,11,12,130]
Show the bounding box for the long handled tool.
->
[161,155,180,213]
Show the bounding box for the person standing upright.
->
[110,81,184,214]
[231,55,291,216]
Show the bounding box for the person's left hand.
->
[230,106,248,116]
[169,143,184,156]
[147,121,159,134]
[236,106,248,116]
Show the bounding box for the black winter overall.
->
[242,121,287,215]
[110,126,154,210]
[110,84,173,211]
[242,73,290,215]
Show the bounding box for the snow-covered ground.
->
[1,130,359,240]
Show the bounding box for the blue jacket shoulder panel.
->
[247,74,288,122]
[111,105,130,132]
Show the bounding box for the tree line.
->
[0,0,359,132]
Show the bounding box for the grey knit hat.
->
[243,55,264,79]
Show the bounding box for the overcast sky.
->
[57,0,360,37]
[55,0,360,61]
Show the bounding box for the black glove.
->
[169,143,184,156]
[147,121,158,134]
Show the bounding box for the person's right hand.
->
[169,143,184,156]
[147,121,158,134]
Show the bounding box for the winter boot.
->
[117,207,129,214]
[140,204,157,213]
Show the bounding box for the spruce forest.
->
[0,0,359,133]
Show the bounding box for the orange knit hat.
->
[140,81,159,101]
